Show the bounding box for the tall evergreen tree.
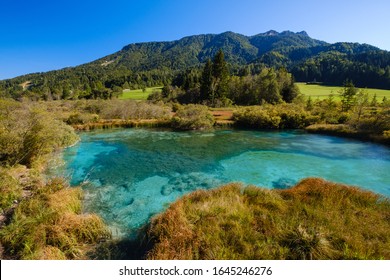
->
[200,59,213,102]
[212,49,229,100]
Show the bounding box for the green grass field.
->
[119,84,390,102]
[119,87,162,100]
[296,82,390,101]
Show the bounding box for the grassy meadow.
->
[296,82,390,100]
[119,87,162,100]
[118,84,390,102]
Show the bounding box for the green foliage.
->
[292,48,390,89]
[2,30,389,101]
[340,80,358,111]
[147,178,390,260]
[233,104,316,129]
[200,59,213,102]
[233,106,281,129]
[171,104,215,130]
[199,50,230,106]
[0,101,79,167]
[179,65,299,106]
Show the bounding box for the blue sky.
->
[1,0,389,80]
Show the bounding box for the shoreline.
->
[71,118,388,146]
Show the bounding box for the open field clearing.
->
[119,87,162,100]
[296,82,390,100]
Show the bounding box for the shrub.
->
[171,104,214,130]
[0,105,79,167]
[233,106,281,129]
[66,113,99,125]
[233,104,319,129]
[99,100,171,120]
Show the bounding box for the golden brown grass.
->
[0,178,111,260]
[146,178,390,260]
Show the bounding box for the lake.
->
[58,128,390,237]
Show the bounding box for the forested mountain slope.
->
[1,30,389,100]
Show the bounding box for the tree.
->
[353,89,369,124]
[200,59,213,102]
[306,96,314,111]
[200,50,230,106]
[340,80,358,111]
[370,93,378,107]
[212,49,229,101]
[278,68,300,102]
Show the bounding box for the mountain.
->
[1,30,389,100]
[91,30,327,71]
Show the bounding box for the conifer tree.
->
[200,59,213,102]
[212,49,229,100]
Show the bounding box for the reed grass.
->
[0,178,111,259]
[147,178,390,260]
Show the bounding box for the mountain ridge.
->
[1,30,389,99]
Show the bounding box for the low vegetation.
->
[0,178,110,259]
[146,178,390,260]
[171,104,215,130]
[0,99,110,260]
[233,104,317,129]
[0,168,21,212]
[0,100,79,168]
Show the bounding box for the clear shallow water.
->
[59,128,390,237]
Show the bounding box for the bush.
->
[66,113,99,125]
[0,104,79,167]
[99,100,171,120]
[233,104,319,129]
[171,104,214,130]
[233,106,281,129]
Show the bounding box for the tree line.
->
[149,50,299,107]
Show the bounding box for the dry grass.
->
[146,178,390,260]
[0,168,21,212]
[0,178,111,260]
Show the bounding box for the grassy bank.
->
[0,100,111,259]
[0,178,111,259]
[71,119,171,131]
[146,178,390,260]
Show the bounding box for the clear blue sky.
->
[1,0,389,80]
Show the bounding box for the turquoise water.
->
[59,128,390,237]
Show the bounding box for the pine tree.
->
[200,59,213,102]
[212,49,229,100]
